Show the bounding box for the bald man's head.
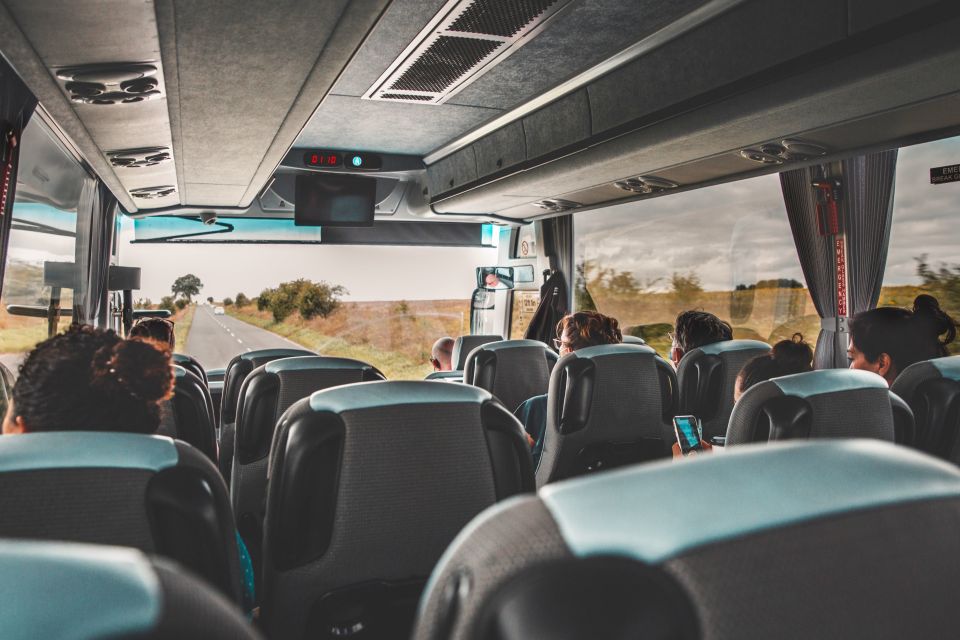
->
[431,337,455,371]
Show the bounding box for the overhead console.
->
[424,0,960,219]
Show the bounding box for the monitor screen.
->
[294,173,376,227]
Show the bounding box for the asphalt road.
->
[183,305,309,370]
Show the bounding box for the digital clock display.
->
[304,151,341,167]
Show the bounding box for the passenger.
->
[129,317,176,351]
[848,294,957,385]
[670,310,733,367]
[1,325,255,614]
[733,333,813,402]
[516,311,622,465]
[430,336,455,371]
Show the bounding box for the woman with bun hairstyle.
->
[734,333,814,402]
[847,294,957,385]
[517,311,623,464]
[2,324,174,435]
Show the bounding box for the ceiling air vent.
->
[534,198,580,212]
[614,175,679,194]
[131,185,176,199]
[366,0,573,105]
[739,138,827,165]
[108,147,171,169]
[56,63,162,105]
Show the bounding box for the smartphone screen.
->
[673,415,702,454]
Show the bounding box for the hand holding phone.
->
[673,415,703,455]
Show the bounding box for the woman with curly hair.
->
[517,311,623,464]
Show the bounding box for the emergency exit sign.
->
[930,164,960,185]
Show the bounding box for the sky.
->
[575,135,960,291]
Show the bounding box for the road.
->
[183,305,310,370]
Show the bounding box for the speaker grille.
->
[449,0,557,38]
[366,0,571,104]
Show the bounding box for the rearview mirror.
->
[477,266,515,290]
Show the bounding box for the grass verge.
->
[173,304,196,352]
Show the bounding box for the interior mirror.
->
[477,266,515,290]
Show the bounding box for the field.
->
[228,299,471,379]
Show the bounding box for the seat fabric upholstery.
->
[0,432,243,605]
[451,334,503,370]
[413,440,960,640]
[892,356,960,463]
[463,339,559,413]
[261,380,534,640]
[537,344,677,486]
[726,369,912,446]
[677,340,771,440]
[158,366,217,463]
[0,540,261,640]
[231,356,385,576]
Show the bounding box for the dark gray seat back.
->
[231,356,385,572]
[414,440,960,640]
[463,339,559,412]
[0,432,242,605]
[727,369,913,445]
[0,540,261,639]
[159,366,217,463]
[451,334,503,370]
[219,348,314,481]
[892,356,960,462]
[261,380,534,640]
[677,339,771,439]
[173,353,207,386]
[537,344,677,487]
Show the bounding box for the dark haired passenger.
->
[670,310,733,367]
[1,325,255,614]
[129,316,176,352]
[516,311,623,464]
[734,333,813,402]
[848,294,957,385]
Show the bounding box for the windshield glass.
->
[118,218,499,377]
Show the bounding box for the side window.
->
[0,117,90,357]
[881,134,960,353]
[574,174,816,356]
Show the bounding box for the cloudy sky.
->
[576,134,960,292]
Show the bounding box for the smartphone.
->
[673,415,703,454]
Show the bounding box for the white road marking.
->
[236,339,243,344]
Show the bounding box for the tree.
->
[257,288,274,312]
[172,274,203,301]
[175,298,188,310]
[235,293,249,307]
[223,297,233,306]
[159,296,176,313]
[670,271,703,307]
[206,296,214,304]
[260,279,346,322]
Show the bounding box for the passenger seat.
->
[173,352,207,386]
[0,432,244,605]
[727,369,913,445]
[0,540,261,639]
[451,334,503,370]
[158,365,218,463]
[261,380,534,639]
[892,356,960,462]
[536,344,676,486]
[463,339,558,412]
[414,440,960,639]
[232,356,384,572]
[219,348,314,481]
[677,339,771,439]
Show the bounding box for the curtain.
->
[780,167,839,369]
[541,214,573,309]
[74,181,118,326]
[780,150,899,369]
[0,58,38,299]
[845,150,898,315]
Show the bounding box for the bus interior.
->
[0,1,960,638]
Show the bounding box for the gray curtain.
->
[542,214,573,307]
[74,181,118,326]
[780,150,898,369]
[845,150,898,315]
